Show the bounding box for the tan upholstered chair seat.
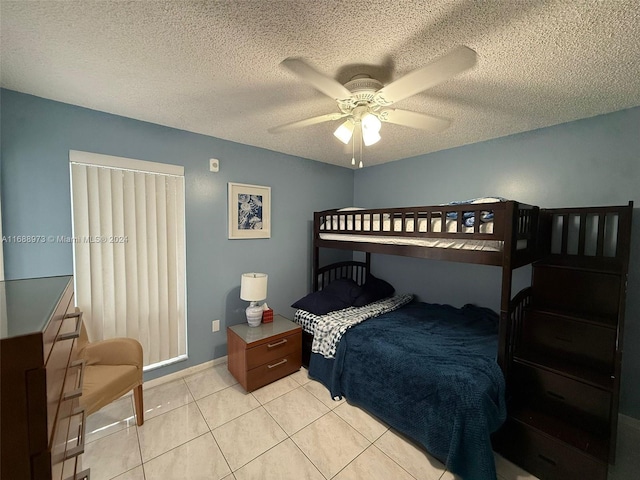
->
[76,323,144,425]
[81,365,139,416]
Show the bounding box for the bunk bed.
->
[312,199,540,372]
[292,198,633,480]
[290,199,538,480]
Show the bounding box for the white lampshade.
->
[240,273,268,302]
[333,120,354,145]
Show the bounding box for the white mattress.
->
[320,216,527,252]
[319,232,506,251]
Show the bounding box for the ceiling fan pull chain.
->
[351,132,356,166]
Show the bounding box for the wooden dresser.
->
[496,203,633,480]
[227,315,302,391]
[1,276,89,480]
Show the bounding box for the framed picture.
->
[228,182,271,239]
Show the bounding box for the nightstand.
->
[227,315,302,391]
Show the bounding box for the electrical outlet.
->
[212,320,220,332]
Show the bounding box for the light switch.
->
[209,158,219,172]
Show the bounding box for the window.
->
[70,151,187,370]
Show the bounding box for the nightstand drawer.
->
[246,350,302,391]
[246,331,301,370]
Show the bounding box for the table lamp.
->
[240,273,268,327]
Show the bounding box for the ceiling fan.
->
[269,46,477,166]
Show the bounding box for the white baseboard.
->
[619,413,640,431]
[141,356,228,391]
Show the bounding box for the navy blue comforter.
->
[308,301,506,480]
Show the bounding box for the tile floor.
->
[83,363,639,480]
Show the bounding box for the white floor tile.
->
[184,363,238,400]
[87,364,638,480]
[290,366,312,385]
[197,383,261,429]
[137,402,209,462]
[303,379,345,409]
[251,375,300,404]
[263,385,330,435]
[111,465,145,480]
[234,438,324,480]
[142,378,194,420]
[440,470,462,480]
[143,432,231,480]
[374,429,446,480]
[212,406,288,471]
[85,395,135,444]
[334,400,389,442]
[83,426,141,480]
[292,411,370,479]
[333,444,415,480]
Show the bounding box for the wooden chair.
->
[76,320,144,426]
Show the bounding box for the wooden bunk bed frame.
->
[312,200,540,372]
[307,199,633,480]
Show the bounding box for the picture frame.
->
[228,182,271,239]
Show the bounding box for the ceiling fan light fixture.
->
[333,120,354,144]
[361,113,381,133]
[361,113,382,146]
[362,128,381,146]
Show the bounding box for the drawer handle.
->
[64,407,87,460]
[546,390,565,402]
[267,359,288,369]
[63,360,86,401]
[267,339,287,348]
[537,453,557,466]
[58,311,83,341]
[64,469,91,480]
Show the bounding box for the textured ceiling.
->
[1,0,639,168]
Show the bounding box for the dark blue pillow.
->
[291,278,363,315]
[291,290,351,315]
[353,274,395,307]
[322,278,363,304]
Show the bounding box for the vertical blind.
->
[70,151,187,369]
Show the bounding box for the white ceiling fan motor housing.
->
[344,75,384,102]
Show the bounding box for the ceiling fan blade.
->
[268,112,348,134]
[281,57,353,100]
[373,46,477,106]
[380,109,451,133]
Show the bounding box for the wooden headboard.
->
[313,255,371,292]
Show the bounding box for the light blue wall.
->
[3,89,639,418]
[0,89,353,381]
[353,106,640,418]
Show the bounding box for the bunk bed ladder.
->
[496,201,633,480]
